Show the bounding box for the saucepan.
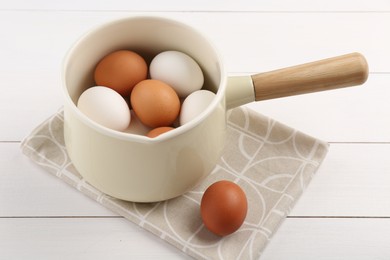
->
[62,16,368,202]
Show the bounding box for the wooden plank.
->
[246,73,390,142]
[0,0,389,11]
[0,3,389,260]
[2,142,390,218]
[1,217,388,259]
[261,217,390,260]
[0,11,389,141]
[290,143,390,217]
[198,12,390,74]
[0,72,63,142]
[0,217,190,259]
[0,143,117,217]
[0,11,389,73]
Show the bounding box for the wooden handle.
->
[251,52,368,101]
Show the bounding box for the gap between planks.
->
[2,216,390,219]
[3,141,390,144]
[0,216,124,219]
[287,216,390,219]
[1,9,390,13]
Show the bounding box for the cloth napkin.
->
[21,106,328,259]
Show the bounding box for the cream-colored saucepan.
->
[62,16,368,202]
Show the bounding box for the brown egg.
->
[94,50,147,96]
[131,79,180,128]
[200,180,248,236]
[147,127,175,138]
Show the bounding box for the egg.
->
[150,51,204,98]
[94,50,147,96]
[200,180,248,236]
[180,90,215,125]
[131,79,180,128]
[77,86,131,131]
[147,127,175,138]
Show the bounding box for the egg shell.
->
[150,51,204,98]
[77,86,131,131]
[147,126,175,138]
[131,79,180,128]
[180,90,215,125]
[200,180,248,236]
[94,50,148,96]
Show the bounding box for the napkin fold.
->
[21,106,328,259]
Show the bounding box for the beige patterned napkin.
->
[21,106,328,259]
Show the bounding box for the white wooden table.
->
[1,1,390,259]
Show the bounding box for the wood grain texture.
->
[0,11,389,141]
[261,218,390,260]
[0,143,117,217]
[252,53,368,101]
[1,217,389,260]
[290,143,390,217]
[246,73,390,142]
[1,2,389,259]
[1,0,389,11]
[0,218,190,259]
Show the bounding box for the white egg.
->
[150,51,204,98]
[180,90,216,125]
[77,86,131,131]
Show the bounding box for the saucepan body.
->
[62,16,229,202]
